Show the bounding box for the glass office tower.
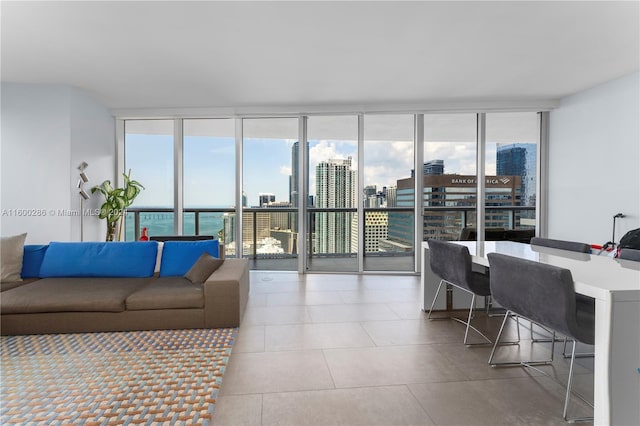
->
[496,143,537,206]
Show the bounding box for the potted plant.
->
[91,170,144,241]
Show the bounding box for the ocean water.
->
[124,212,225,241]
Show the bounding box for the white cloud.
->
[309,140,351,167]
[280,165,291,175]
[423,142,476,175]
[363,139,414,189]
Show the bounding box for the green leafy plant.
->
[91,170,144,241]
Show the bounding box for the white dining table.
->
[421,240,640,426]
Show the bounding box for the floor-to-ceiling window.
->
[484,112,539,241]
[242,118,299,270]
[306,115,359,272]
[363,114,415,271]
[183,119,236,256]
[120,110,542,273]
[423,114,478,241]
[124,120,174,241]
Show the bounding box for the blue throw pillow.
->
[159,240,220,277]
[39,242,158,278]
[21,245,49,278]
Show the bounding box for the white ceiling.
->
[2,1,638,113]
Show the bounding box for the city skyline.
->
[126,135,512,208]
[124,137,536,251]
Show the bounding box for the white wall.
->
[1,83,115,244]
[69,88,116,242]
[549,72,640,246]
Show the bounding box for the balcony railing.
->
[125,206,535,269]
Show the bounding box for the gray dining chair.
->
[426,239,494,346]
[530,236,593,349]
[619,248,640,261]
[530,237,591,253]
[487,253,594,422]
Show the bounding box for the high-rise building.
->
[259,193,275,207]
[424,159,444,175]
[424,159,445,206]
[367,195,381,208]
[268,200,293,230]
[381,174,522,247]
[315,157,357,254]
[364,185,377,198]
[351,211,389,253]
[242,211,271,255]
[364,185,384,207]
[386,185,397,207]
[290,142,299,207]
[411,160,445,178]
[496,143,537,206]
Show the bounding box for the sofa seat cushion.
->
[1,278,152,314]
[126,277,204,310]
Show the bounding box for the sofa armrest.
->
[202,258,249,328]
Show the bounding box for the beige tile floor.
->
[214,271,594,426]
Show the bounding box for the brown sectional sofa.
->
[0,241,249,335]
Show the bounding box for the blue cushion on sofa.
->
[159,240,220,277]
[21,245,49,278]
[39,242,158,278]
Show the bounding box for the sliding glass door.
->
[484,112,539,242]
[124,120,174,241]
[183,119,236,257]
[242,118,299,270]
[423,114,478,241]
[306,116,359,272]
[363,114,415,271]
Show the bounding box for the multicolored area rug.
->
[1,328,236,425]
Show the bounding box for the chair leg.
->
[461,294,492,346]
[484,296,521,342]
[427,280,445,319]
[488,309,511,365]
[563,339,576,420]
[506,313,522,342]
[563,339,594,423]
[428,280,497,346]
[489,312,555,367]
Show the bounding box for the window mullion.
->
[174,119,184,235]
